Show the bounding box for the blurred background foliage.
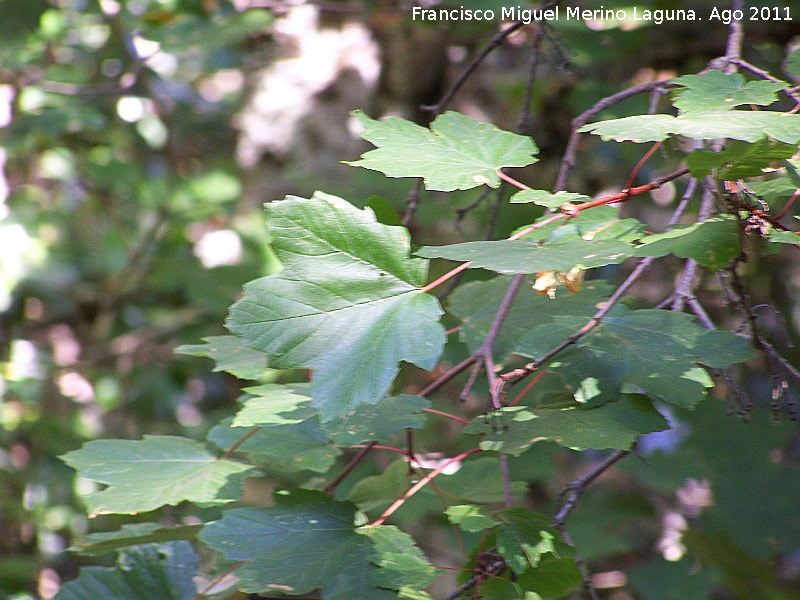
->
[0,0,799,598]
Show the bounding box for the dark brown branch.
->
[552,449,629,526]
[417,354,479,398]
[423,21,528,117]
[324,441,376,496]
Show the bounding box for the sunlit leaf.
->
[510,190,591,209]
[446,505,501,532]
[672,71,785,113]
[349,111,538,191]
[233,383,316,426]
[226,193,445,421]
[175,335,267,380]
[633,216,740,270]
[417,237,634,274]
[60,436,255,516]
[579,111,800,144]
[685,139,798,180]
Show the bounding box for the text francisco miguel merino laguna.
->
[411,5,699,24]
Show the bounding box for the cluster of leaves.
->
[55,57,800,600]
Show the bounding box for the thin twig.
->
[417,354,479,397]
[731,59,800,104]
[442,557,507,600]
[494,256,655,401]
[552,449,629,526]
[402,179,423,226]
[422,167,690,294]
[555,80,671,192]
[324,442,376,496]
[192,562,245,600]
[422,407,470,425]
[368,447,483,527]
[219,426,262,460]
[423,22,526,116]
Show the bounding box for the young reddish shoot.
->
[509,369,547,407]
[368,447,483,527]
[423,407,470,425]
[220,426,262,460]
[774,188,800,221]
[625,141,662,192]
[496,169,533,190]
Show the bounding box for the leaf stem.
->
[325,441,377,496]
[624,141,662,192]
[421,262,471,293]
[422,407,470,425]
[496,170,532,190]
[368,447,483,527]
[421,167,690,294]
[219,426,262,460]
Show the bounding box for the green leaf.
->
[418,205,645,274]
[466,396,668,454]
[358,525,437,590]
[232,383,316,426]
[672,71,785,113]
[633,216,740,270]
[518,308,755,409]
[449,276,615,362]
[367,195,403,226]
[175,335,268,380]
[685,139,799,180]
[226,192,445,421]
[322,395,431,445]
[495,507,582,597]
[417,237,634,274]
[54,542,197,600]
[445,505,501,532]
[199,490,397,599]
[510,189,591,209]
[579,111,800,144]
[766,229,800,245]
[208,417,340,474]
[60,436,255,516]
[347,459,411,513]
[71,523,202,556]
[349,111,538,191]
